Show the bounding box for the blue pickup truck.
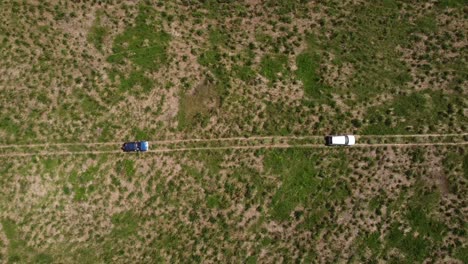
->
[121,141,149,152]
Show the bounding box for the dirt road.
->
[0,135,324,149]
[358,133,467,138]
[0,138,466,157]
[1,133,466,149]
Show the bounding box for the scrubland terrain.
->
[0,0,466,263]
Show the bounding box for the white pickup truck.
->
[324,135,356,146]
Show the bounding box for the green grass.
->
[206,194,224,209]
[411,148,426,163]
[363,91,465,134]
[208,28,228,46]
[443,150,465,176]
[196,44,230,110]
[36,92,51,105]
[2,218,17,242]
[383,181,448,262]
[296,36,326,99]
[107,5,170,71]
[111,211,139,238]
[43,158,60,173]
[233,64,255,83]
[386,223,430,263]
[0,116,22,139]
[261,100,312,135]
[34,253,54,264]
[313,2,414,100]
[116,159,136,178]
[440,150,468,196]
[87,11,107,51]
[363,232,381,254]
[80,93,105,114]
[2,218,24,262]
[184,150,272,211]
[177,83,219,130]
[453,246,468,263]
[464,154,468,179]
[413,14,438,35]
[352,231,382,261]
[68,166,99,201]
[255,31,273,46]
[405,186,447,242]
[265,149,349,221]
[70,246,99,263]
[198,49,230,93]
[296,52,321,95]
[406,205,447,242]
[119,70,154,95]
[436,0,466,8]
[368,196,383,211]
[259,53,288,83]
[0,1,466,262]
[198,49,221,67]
[1,218,52,263]
[265,0,309,15]
[188,150,223,175]
[200,0,240,19]
[133,128,149,140]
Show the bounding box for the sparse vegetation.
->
[363,91,466,134]
[260,53,288,83]
[87,11,108,51]
[178,82,220,130]
[0,0,466,263]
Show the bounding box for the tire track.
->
[358,133,467,138]
[0,142,123,149]
[143,141,468,152]
[0,144,325,157]
[353,142,468,147]
[0,133,466,149]
[0,135,323,149]
[0,141,466,158]
[0,150,122,157]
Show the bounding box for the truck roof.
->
[331,135,355,145]
[331,136,347,145]
[140,141,149,151]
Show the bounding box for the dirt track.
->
[358,133,467,138]
[0,135,324,149]
[0,133,466,149]
[0,138,466,158]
